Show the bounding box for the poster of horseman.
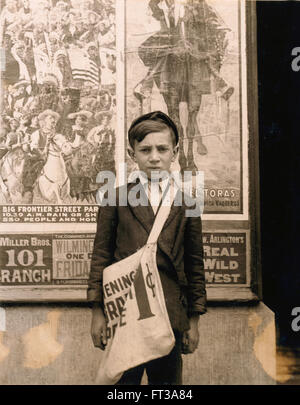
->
[125,0,248,217]
[0,0,248,221]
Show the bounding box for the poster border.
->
[0,0,260,303]
[202,0,249,220]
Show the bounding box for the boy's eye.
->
[138,146,170,153]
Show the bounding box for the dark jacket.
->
[87,181,207,325]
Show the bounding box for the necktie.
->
[148,181,162,215]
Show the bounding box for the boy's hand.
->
[91,304,107,350]
[182,315,200,354]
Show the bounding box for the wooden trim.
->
[0,286,87,303]
[0,285,259,303]
[246,0,263,300]
[207,286,259,302]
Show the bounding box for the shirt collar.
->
[138,172,182,201]
[137,171,169,193]
[128,170,180,192]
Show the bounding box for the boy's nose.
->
[149,151,160,162]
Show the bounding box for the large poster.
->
[0,0,248,223]
[0,0,253,301]
[0,0,117,222]
[125,0,248,219]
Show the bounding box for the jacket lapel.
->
[127,182,183,234]
[163,188,182,230]
[127,181,155,233]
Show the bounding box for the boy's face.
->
[130,129,178,180]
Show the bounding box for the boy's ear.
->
[172,144,179,161]
[127,147,136,162]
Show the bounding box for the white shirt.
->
[136,172,179,214]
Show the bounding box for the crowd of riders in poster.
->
[0,0,248,222]
[0,0,117,214]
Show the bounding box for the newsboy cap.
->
[128,111,179,145]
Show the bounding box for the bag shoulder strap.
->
[146,180,175,244]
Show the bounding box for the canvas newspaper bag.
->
[96,184,176,385]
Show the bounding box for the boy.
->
[88,111,206,385]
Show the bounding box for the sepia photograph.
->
[0,0,299,391]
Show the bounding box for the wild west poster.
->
[0,0,247,222]
[0,0,251,297]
